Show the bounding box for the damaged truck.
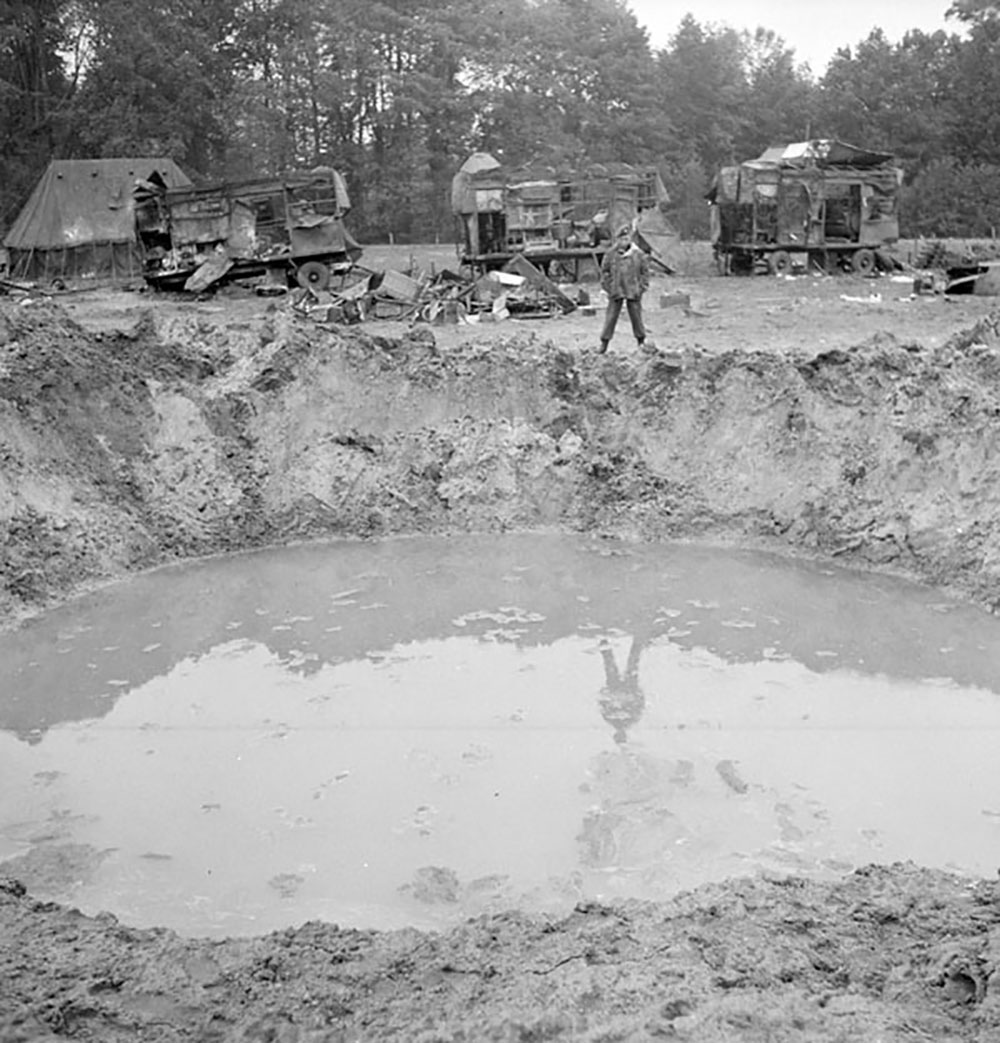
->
[451,152,678,280]
[133,168,362,293]
[707,140,903,276]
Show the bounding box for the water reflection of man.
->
[597,636,646,744]
[580,634,777,895]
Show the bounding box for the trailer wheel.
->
[851,248,876,276]
[767,250,792,276]
[296,261,331,291]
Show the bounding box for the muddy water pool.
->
[2,534,1000,938]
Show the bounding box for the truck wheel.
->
[851,249,876,276]
[296,261,330,290]
[768,250,792,276]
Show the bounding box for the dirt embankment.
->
[4,866,1000,1042]
[4,297,1000,622]
[5,292,1000,1040]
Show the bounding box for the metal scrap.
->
[293,258,580,327]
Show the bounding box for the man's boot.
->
[598,339,609,353]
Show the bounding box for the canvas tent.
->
[3,158,190,285]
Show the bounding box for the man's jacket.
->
[600,244,650,300]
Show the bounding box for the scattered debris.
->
[901,239,1000,296]
[945,260,1000,296]
[291,255,581,327]
[0,277,55,299]
[501,255,577,316]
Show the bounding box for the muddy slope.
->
[4,865,1000,1042]
[5,300,1000,1040]
[3,302,1000,621]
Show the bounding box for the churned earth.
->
[3,256,1000,1041]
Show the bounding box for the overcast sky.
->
[626,1,965,74]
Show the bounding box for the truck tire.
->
[296,261,331,291]
[768,250,792,276]
[851,249,876,276]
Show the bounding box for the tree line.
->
[2,0,1000,243]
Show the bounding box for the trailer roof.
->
[754,140,895,168]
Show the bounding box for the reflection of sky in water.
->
[2,534,1000,937]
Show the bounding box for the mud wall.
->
[4,866,1000,1042]
[4,302,1000,624]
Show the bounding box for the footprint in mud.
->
[715,760,749,794]
[267,872,305,899]
[7,809,96,845]
[394,804,438,837]
[461,743,492,765]
[1,842,114,895]
[400,869,517,914]
[774,802,806,843]
[311,771,350,799]
[399,865,460,904]
[272,807,315,830]
[670,760,695,787]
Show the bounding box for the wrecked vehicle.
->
[708,140,903,276]
[133,168,362,293]
[451,152,678,280]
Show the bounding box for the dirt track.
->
[4,264,1000,1040]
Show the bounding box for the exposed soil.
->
[4,263,1000,1040]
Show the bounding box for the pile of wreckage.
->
[290,253,590,327]
[909,238,1000,295]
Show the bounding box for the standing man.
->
[599,224,649,353]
